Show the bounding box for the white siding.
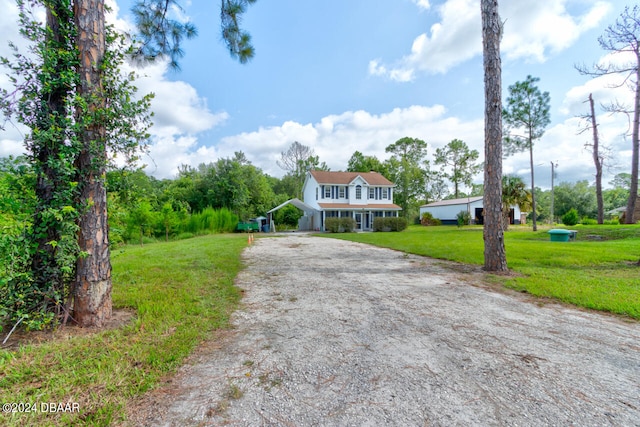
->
[420,203,472,221]
[303,176,321,210]
[349,176,368,206]
[420,199,523,224]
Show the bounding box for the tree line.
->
[0,0,258,330]
[1,0,639,329]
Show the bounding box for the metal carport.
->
[266,198,319,232]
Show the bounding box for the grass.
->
[1,224,638,425]
[0,234,247,427]
[323,224,640,320]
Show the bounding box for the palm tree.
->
[502,175,531,231]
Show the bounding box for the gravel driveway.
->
[128,233,640,426]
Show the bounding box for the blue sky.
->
[0,0,635,194]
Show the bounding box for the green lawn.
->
[0,234,247,427]
[323,224,640,319]
[1,224,638,426]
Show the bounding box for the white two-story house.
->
[301,170,401,231]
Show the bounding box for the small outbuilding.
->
[419,196,522,225]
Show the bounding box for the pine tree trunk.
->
[625,65,640,223]
[528,141,537,232]
[481,0,508,272]
[589,94,604,224]
[73,0,112,327]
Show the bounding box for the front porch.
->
[321,208,400,232]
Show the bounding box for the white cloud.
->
[106,4,229,178]
[413,0,431,11]
[212,105,484,179]
[371,0,612,81]
[0,0,229,179]
[134,61,229,138]
[501,1,611,62]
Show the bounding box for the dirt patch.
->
[1,309,135,351]
[124,234,640,426]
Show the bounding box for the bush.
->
[325,217,356,233]
[456,210,471,227]
[185,207,238,235]
[420,212,442,226]
[561,208,580,226]
[581,217,598,225]
[373,217,408,232]
[604,218,619,225]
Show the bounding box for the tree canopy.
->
[434,139,482,199]
[503,75,550,232]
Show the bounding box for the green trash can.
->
[548,229,571,242]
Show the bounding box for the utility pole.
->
[550,161,557,224]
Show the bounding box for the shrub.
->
[581,217,598,225]
[421,212,442,226]
[325,217,356,233]
[456,210,471,227]
[604,218,619,225]
[561,208,580,226]
[373,217,408,232]
[186,207,238,234]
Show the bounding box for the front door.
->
[355,213,362,230]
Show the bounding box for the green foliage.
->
[189,207,238,235]
[561,208,580,226]
[502,75,551,154]
[434,139,482,198]
[347,150,388,175]
[273,203,302,227]
[0,5,152,329]
[554,180,597,219]
[502,175,531,229]
[325,217,356,233]
[456,210,471,227]
[0,234,247,426]
[420,212,442,226]
[385,137,429,217]
[373,217,408,232]
[581,217,598,225]
[174,154,276,218]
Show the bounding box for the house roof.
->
[421,196,483,208]
[318,203,402,210]
[309,170,394,186]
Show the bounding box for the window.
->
[324,186,331,198]
[355,185,362,200]
[369,187,375,199]
[382,188,388,199]
[339,186,345,198]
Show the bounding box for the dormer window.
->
[355,185,362,200]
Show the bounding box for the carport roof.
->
[267,198,318,214]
